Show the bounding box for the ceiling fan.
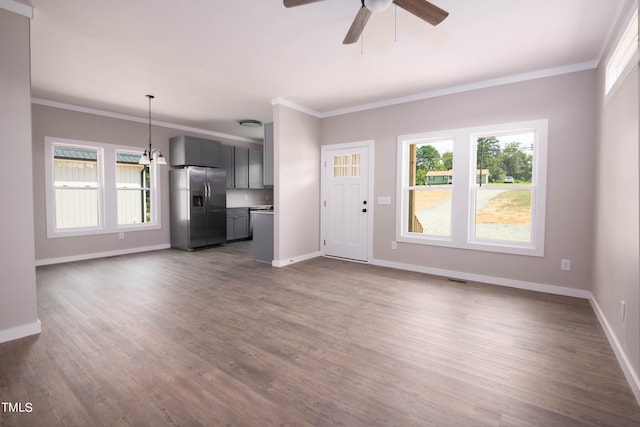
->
[283,0,449,44]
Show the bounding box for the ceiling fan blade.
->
[283,0,328,7]
[343,6,373,44]
[394,0,449,26]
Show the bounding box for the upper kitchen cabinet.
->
[221,145,264,189]
[263,122,273,188]
[234,147,249,188]
[220,144,235,188]
[249,149,263,189]
[169,135,220,167]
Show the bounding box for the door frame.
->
[320,140,375,262]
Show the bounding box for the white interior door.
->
[324,145,369,261]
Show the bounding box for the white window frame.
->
[396,119,548,257]
[605,8,639,97]
[115,149,154,228]
[45,137,161,238]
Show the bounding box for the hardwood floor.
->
[1,241,639,426]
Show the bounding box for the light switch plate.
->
[377,196,392,205]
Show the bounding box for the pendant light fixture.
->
[139,94,166,165]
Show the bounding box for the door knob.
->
[362,208,367,213]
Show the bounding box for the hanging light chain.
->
[147,94,154,155]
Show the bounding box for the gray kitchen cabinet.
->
[252,212,273,263]
[220,144,235,188]
[220,144,264,189]
[169,135,220,167]
[249,149,263,189]
[234,147,249,189]
[263,122,273,187]
[226,207,249,241]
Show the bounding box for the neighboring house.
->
[425,170,452,185]
[425,169,489,185]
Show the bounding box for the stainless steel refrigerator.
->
[170,166,226,250]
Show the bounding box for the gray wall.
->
[593,4,639,396]
[32,104,266,263]
[321,70,598,291]
[0,8,39,341]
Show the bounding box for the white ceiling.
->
[27,0,628,141]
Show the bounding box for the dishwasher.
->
[249,205,273,238]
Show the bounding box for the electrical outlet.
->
[621,300,626,322]
[560,259,571,271]
[391,241,397,250]
[119,232,125,240]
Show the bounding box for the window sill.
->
[397,234,543,257]
[47,223,161,239]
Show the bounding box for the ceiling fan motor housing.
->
[365,0,394,13]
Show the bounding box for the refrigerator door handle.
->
[209,182,212,210]
[205,182,210,214]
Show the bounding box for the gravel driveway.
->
[416,189,530,241]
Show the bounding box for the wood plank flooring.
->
[1,241,639,426]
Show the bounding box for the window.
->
[45,137,161,238]
[52,145,102,229]
[116,151,152,225]
[333,153,361,177]
[397,120,547,256]
[472,132,535,244]
[605,8,639,95]
[406,138,454,237]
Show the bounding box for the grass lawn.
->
[476,190,531,224]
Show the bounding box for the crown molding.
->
[273,61,599,119]
[318,60,599,118]
[31,98,261,144]
[0,0,32,18]
[271,97,322,118]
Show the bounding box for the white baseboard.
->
[35,244,171,266]
[0,319,41,344]
[590,296,640,405]
[370,258,591,299]
[272,251,322,268]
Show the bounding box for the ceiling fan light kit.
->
[284,0,448,45]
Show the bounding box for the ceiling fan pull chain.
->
[360,0,364,54]
[394,4,397,42]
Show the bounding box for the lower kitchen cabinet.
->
[252,212,273,264]
[226,207,249,241]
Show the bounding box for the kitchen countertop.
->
[226,205,273,209]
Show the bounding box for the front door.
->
[324,145,369,261]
